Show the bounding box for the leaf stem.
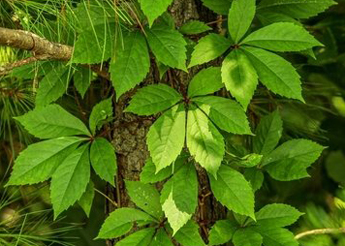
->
[94,188,118,208]
[295,228,345,240]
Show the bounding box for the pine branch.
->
[0,27,110,79]
[295,228,345,240]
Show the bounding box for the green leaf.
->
[116,228,155,246]
[74,67,92,98]
[51,144,90,219]
[140,156,184,184]
[242,22,323,52]
[173,220,206,246]
[233,228,263,246]
[161,163,198,234]
[35,64,70,107]
[189,34,231,68]
[193,96,252,135]
[90,138,117,186]
[201,0,232,14]
[110,31,150,99]
[89,98,113,135]
[242,46,303,101]
[188,67,223,98]
[147,23,187,71]
[208,220,238,246]
[209,165,255,219]
[236,154,263,168]
[78,180,94,217]
[186,105,225,177]
[126,180,163,219]
[256,203,303,228]
[244,168,264,192]
[138,0,174,27]
[97,208,155,239]
[253,227,298,246]
[253,111,283,155]
[16,104,90,139]
[125,84,182,116]
[180,20,212,35]
[257,11,299,26]
[150,228,174,246]
[73,22,115,64]
[262,139,324,181]
[257,0,336,19]
[7,137,82,186]
[228,0,256,43]
[221,49,259,108]
[147,104,186,173]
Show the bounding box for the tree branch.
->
[295,228,345,240]
[0,27,110,79]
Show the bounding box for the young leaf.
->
[233,228,263,246]
[189,34,231,68]
[110,31,150,99]
[125,181,163,220]
[253,110,283,155]
[228,0,256,43]
[180,20,212,35]
[7,137,82,186]
[35,65,70,107]
[150,228,174,246]
[257,0,336,19]
[146,24,187,71]
[188,67,223,98]
[254,227,298,246]
[74,67,92,98]
[138,0,174,27]
[209,165,255,219]
[242,22,323,52]
[51,144,90,219]
[16,104,90,139]
[116,228,155,246]
[161,163,198,234]
[173,220,206,246]
[90,138,117,186]
[242,46,303,101]
[193,96,252,135]
[89,98,113,135]
[262,139,324,181]
[256,204,303,228]
[208,220,238,246]
[97,208,155,239]
[244,168,264,192]
[201,0,232,15]
[187,105,225,177]
[78,180,94,217]
[125,84,182,116]
[147,105,186,173]
[221,49,259,109]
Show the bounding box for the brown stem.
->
[295,228,345,240]
[0,27,110,79]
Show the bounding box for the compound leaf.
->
[116,228,155,246]
[126,84,182,116]
[174,220,206,246]
[78,180,94,217]
[208,220,238,246]
[188,67,223,98]
[233,228,263,246]
[89,98,113,135]
[180,20,212,35]
[90,138,117,186]
[51,144,90,219]
[209,165,255,219]
[139,0,174,27]
[16,104,90,139]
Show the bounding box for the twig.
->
[94,188,118,208]
[0,27,110,79]
[295,228,345,240]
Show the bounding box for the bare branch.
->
[0,27,110,79]
[295,228,345,240]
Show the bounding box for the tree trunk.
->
[106,1,227,245]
